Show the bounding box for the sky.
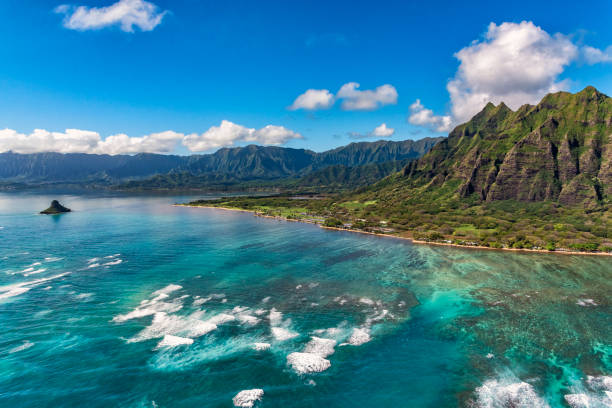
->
[0,0,611,155]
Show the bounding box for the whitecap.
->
[474,379,549,408]
[252,342,270,351]
[113,293,183,323]
[76,293,93,300]
[564,394,590,408]
[151,284,182,297]
[287,352,331,374]
[192,296,211,306]
[9,340,34,354]
[105,254,120,258]
[577,298,598,307]
[128,311,218,342]
[156,334,194,349]
[587,375,612,391]
[347,327,371,346]
[0,272,69,300]
[237,314,260,325]
[254,309,266,316]
[359,297,375,306]
[207,313,235,325]
[268,308,283,326]
[232,389,263,408]
[271,327,298,341]
[303,337,336,358]
[103,259,122,266]
[44,257,62,262]
[24,268,47,277]
[87,263,100,268]
[87,257,100,263]
[261,296,271,303]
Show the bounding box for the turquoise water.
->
[0,193,610,408]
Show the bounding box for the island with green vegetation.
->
[40,200,71,214]
[185,87,612,254]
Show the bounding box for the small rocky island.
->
[40,200,71,214]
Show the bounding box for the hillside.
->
[196,87,612,253]
[0,138,442,188]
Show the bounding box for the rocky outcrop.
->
[40,200,71,214]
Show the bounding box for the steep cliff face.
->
[403,86,612,206]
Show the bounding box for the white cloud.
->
[372,123,395,137]
[408,21,612,133]
[349,123,395,139]
[583,45,612,64]
[0,128,183,155]
[408,100,452,132]
[288,89,335,110]
[336,82,398,111]
[0,122,301,155]
[55,0,167,32]
[182,120,302,152]
[446,21,579,123]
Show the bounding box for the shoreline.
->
[176,204,612,257]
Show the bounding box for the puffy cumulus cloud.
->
[447,21,578,122]
[55,0,167,32]
[289,89,335,110]
[95,130,183,155]
[289,83,398,111]
[336,82,398,111]
[409,21,612,133]
[0,123,301,155]
[0,128,183,155]
[408,100,453,132]
[349,123,395,139]
[182,120,302,152]
[583,45,612,64]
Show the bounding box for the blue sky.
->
[0,0,611,155]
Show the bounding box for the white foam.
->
[44,257,62,262]
[587,375,612,391]
[232,389,263,408]
[103,259,122,266]
[192,296,211,306]
[347,327,371,346]
[88,263,100,268]
[156,334,194,349]
[129,311,219,342]
[262,296,271,303]
[564,394,590,408]
[87,257,99,263]
[271,327,298,341]
[76,293,93,300]
[105,254,120,258]
[252,342,270,351]
[577,298,598,307]
[474,380,549,408]
[359,297,375,305]
[268,308,283,326]
[303,337,336,358]
[237,314,260,325]
[21,267,34,273]
[232,306,250,314]
[23,268,47,277]
[254,309,266,316]
[207,313,235,325]
[112,292,183,323]
[9,340,34,354]
[287,352,331,374]
[0,273,69,300]
[152,284,182,297]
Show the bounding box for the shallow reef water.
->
[0,193,610,407]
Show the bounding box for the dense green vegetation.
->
[188,87,612,254]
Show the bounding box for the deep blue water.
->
[0,193,610,408]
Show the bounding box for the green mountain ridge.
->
[196,87,612,252]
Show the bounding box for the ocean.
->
[1,193,610,407]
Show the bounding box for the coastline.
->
[176,204,612,257]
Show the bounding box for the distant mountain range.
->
[0,138,442,188]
